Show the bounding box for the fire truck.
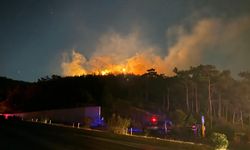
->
[143,115,173,136]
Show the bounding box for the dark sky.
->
[1,0,250,81]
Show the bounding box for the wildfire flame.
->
[61,31,166,76]
[61,50,165,76]
[61,16,250,76]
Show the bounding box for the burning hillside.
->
[61,16,250,76]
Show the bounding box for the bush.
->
[107,114,131,134]
[170,109,187,127]
[240,133,249,143]
[185,114,197,126]
[212,121,235,141]
[83,117,92,128]
[210,132,229,150]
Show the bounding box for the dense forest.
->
[1,64,250,132]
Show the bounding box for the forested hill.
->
[0,77,30,102]
[0,64,250,128]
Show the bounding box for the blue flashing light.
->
[201,115,205,124]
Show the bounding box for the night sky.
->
[1,0,250,81]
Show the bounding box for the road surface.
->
[0,120,210,150]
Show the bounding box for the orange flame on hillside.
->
[61,31,168,76]
[61,16,250,76]
[62,50,166,76]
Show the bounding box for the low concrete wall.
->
[4,106,101,125]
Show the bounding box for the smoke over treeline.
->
[61,15,250,77]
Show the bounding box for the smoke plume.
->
[61,16,250,76]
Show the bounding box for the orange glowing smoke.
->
[61,16,250,76]
[61,50,166,76]
[61,50,87,76]
[61,31,167,76]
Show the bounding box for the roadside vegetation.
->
[107,114,131,134]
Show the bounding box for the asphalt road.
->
[0,120,211,150]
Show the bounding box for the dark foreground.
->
[0,120,212,150]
